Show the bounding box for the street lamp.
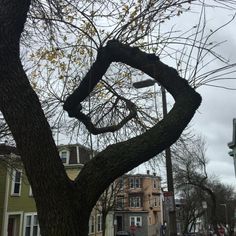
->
[133,79,177,236]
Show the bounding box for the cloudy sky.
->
[137,2,236,189]
[177,2,236,189]
[193,82,236,188]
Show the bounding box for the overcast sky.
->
[138,3,236,189]
[193,83,236,188]
[175,3,236,189]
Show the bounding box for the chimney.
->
[147,170,150,175]
[153,172,156,176]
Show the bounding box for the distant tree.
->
[173,136,236,236]
[94,179,124,236]
[210,181,236,233]
[177,187,206,234]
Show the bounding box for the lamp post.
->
[133,79,177,236]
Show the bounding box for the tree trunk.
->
[102,211,107,236]
[0,1,89,235]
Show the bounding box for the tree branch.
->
[64,40,197,134]
[72,40,202,212]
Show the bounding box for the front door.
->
[117,215,123,231]
[7,217,16,236]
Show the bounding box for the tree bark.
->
[0,1,87,235]
[0,1,201,236]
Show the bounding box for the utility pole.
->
[161,86,177,236]
[133,80,177,236]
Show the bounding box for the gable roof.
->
[0,143,19,155]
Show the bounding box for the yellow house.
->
[0,143,106,236]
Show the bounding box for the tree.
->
[210,181,236,235]
[173,136,220,234]
[1,1,235,236]
[94,181,123,236]
[173,136,236,236]
[0,1,201,235]
[25,0,236,148]
[177,187,206,234]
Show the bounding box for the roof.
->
[58,143,93,165]
[0,143,93,165]
[0,143,19,155]
[123,173,161,179]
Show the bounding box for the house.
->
[0,143,106,236]
[114,171,162,236]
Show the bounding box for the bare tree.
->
[173,136,236,236]
[22,0,236,148]
[94,178,128,236]
[177,187,206,234]
[0,1,201,235]
[0,0,236,236]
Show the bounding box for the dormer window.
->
[11,169,22,196]
[59,150,69,164]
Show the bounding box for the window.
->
[154,196,158,207]
[59,150,69,164]
[24,213,40,236]
[116,197,124,209]
[129,196,141,208]
[118,178,124,191]
[130,178,134,188]
[130,216,142,227]
[89,216,95,234]
[135,178,141,188]
[97,214,102,232]
[11,169,22,196]
[129,177,141,189]
[29,186,33,197]
[153,179,158,189]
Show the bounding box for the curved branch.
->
[72,98,137,134]
[64,40,197,134]
[70,40,202,212]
